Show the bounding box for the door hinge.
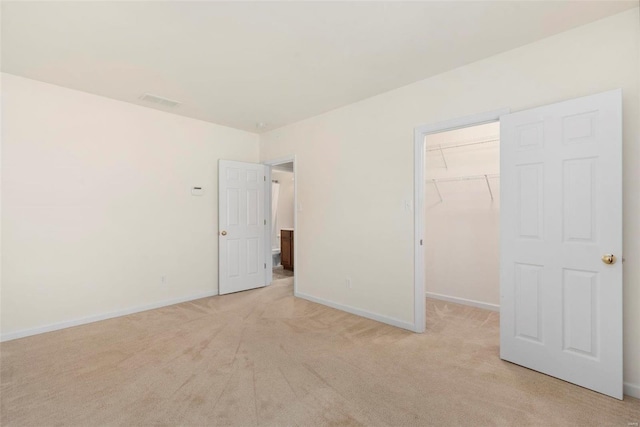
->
[264,263,266,269]
[264,219,266,225]
[264,176,266,182]
[420,239,423,246]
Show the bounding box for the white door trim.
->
[413,108,509,333]
[263,155,297,294]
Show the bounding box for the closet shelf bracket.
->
[484,174,494,201]
[438,145,448,170]
[432,180,443,202]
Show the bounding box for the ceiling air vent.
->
[139,93,181,108]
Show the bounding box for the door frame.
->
[413,108,509,333]
[263,155,297,294]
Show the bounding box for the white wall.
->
[260,9,640,392]
[272,170,294,236]
[1,73,259,338]
[425,122,500,308]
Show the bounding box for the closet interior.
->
[424,122,500,310]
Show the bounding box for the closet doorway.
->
[413,109,507,333]
[424,122,500,312]
[414,92,623,398]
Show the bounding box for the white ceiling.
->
[2,1,636,133]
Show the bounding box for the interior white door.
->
[219,159,267,295]
[500,89,623,399]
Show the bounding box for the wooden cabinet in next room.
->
[281,229,294,271]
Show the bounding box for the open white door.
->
[219,159,268,295]
[500,89,623,399]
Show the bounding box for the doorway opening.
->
[413,109,508,333]
[270,162,295,282]
[424,122,500,312]
[263,156,297,293]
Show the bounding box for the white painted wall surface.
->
[425,123,500,308]
[259,9,640,392]
[1,73,259,338]
[272,170,294,234]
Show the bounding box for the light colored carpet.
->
[1,278,638,426]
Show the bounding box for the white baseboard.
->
[295,291,415,332]
[0,290,218,342]
[426,291,500,312]
[624,382,640,399]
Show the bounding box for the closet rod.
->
[425,137,499,152]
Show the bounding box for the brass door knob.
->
[221,231,227,236]
[602,254,616,265]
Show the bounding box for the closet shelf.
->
[425,137,499,152]
[427,173,499,183]
[426,138,498,171]
[427,174,499,202]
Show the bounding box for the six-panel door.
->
[500,90,623,399]
[219,160,267,295]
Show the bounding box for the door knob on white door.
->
[220,231,227,236]
[601,254,616,264]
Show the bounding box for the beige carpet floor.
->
[1,278,638,426]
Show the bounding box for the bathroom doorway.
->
[271,161,295,281]
[263,156,297,291]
